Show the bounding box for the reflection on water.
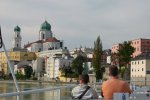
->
[0,82,74,100]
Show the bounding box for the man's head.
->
[109,65,119,77]
[79,74,89,84]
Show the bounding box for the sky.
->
[0,0,150,50]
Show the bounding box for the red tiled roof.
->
[24,43,32,48]
[24,37,60,48]
[43,37,60,43]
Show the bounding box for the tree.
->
[24,65,33,79]
[118,41,135,65]
[72,55,86,75]
[92,36,104,81]
[117,41,135,79]
[60,65,72,77]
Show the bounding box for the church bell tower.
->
[12,25,22,49]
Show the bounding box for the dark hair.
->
[79,74,89,84]
[109,65,118,76]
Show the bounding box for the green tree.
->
[92,36,104,81]
[72,55,86,75]
[117,41,135,79]
[24,65,33,79]
[16,71,25,80]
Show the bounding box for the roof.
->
[40,20,51,31]
[24,37,60,48]
[14,25,21,32]
[131,53,150,61]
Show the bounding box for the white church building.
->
[24,20,63,52]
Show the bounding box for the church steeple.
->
[39,20,53,40]
[12,25,22,49]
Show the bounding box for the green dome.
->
[40,21,51,31]
[14,26,21,32]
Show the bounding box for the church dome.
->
[14,26,21,32]
[40,21,51,31]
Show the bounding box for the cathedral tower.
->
[39,20,53,40]
[12,25,22,49]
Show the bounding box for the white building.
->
[131,54,150,85]
[46,56,73,79]
[24,21,63,52]
[32,48,73,79]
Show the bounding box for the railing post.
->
[17,94,21,100]
[2,42,21,100]
[58,89,61,100]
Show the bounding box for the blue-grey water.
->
[0,81,73,100]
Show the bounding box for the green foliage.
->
[24,65,33,79]
[16,71,25,80]
[60,66,73,78]
[118,41,135,65]
[92,35,104,81]
[117,41,135,80]
[72,55,86,75]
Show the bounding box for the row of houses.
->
[0,20,150,84]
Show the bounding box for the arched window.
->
[43,34,44,39]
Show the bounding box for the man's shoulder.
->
[102,80,111,86]
[119,80,128,84]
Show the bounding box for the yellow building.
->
[0,50,36,74]
[131,54,150,86]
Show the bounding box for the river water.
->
[0,81,74,100]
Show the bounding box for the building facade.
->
[131,38,150,57]
[111,38,150,57]
[131,54,150,85]
[0,51,36,74]
[33,48,73,79]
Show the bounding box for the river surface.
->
[0,81,74,100]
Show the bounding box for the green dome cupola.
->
[40,20,51,31]
[14,25,21,32]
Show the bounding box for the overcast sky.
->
[0,0,150,50]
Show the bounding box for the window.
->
[132,62,134,65]
[132,69,133,72]
[147,41,149,44]
[142,68,144,71]
[43,34,44,39]
[142,61,144,64]
[135,62,136,65]
[137,48,139,51]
